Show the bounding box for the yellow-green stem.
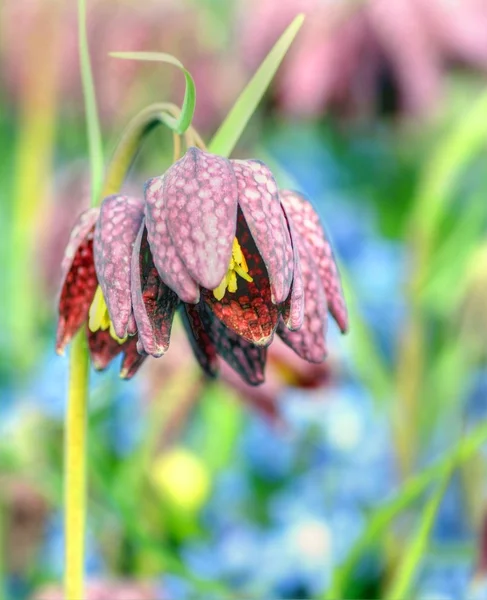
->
[65,330,90,600]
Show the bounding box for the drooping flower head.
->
[56,196,147,379]
[57,147,347,385]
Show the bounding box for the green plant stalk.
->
[395,88,487,478]
[65,330,90,600]
[65,1,105,598]
[78,0,104,205]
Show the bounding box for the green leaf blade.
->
[209,14,304,158]
[110,51,196,134]
[325,420,487,599]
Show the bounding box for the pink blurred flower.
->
[1,0,244,131]
[239,0,487,119]
[32,579,157,600]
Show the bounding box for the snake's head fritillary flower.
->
[138,146,347,380]
[56,196,147,379]
[57,148,347,386]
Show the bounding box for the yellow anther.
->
[88,286,127,344]
[212,237,253,300]
[213,278,227,301]
[227,271,238,293]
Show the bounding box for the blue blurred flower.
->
[417,558,472,600]
[239,414,295,480]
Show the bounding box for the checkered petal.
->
[277,227,328,363]
[144,176,200,303]
[94,195,144,339]
[280,190,348,333]
[231,159,293,304]
[56,208,99,354]
[163,147,239,289]
[131,223,179,357]
[181,304,219,378]
[203,209,279,346]
[198,303,267,386]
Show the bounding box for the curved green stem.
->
[65,331,90,600]
[103,102,205,197]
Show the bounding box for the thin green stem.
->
[64,331,90,600]
[64,1,104,596]
[78,0,104,206]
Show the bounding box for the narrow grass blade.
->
[78,0,104,205]
[110,52,196,134]
[325,420,487,599]
[384,460,454,600]
[209,14,304,157]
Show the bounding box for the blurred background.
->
[2,0,487,598]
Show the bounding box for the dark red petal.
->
[120,338,147,379]
[56,209,99,354]
[144,176,200,303]
[280,189,348,333]
[131,224,179,357]
[203,209,279,346]
[94,195,144,339]
[198,302,267,386]
[181,304,219,378]
[277,228,328,364]
[231,159,293,304]
[280,209,305,331]
[87,327,125,370]
[87,328,147,379]
[164,147,239,289]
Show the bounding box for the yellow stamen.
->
[212,237,253,300]
[88,286,127,344]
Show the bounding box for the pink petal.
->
[164,147,239,289]
[280,189,348,333]
[277,228,328,364]
[144,176,200,303]
[231,159,294,304]
[203,209,279,346]
[94,195,144,338]
[198,302,267,386]
[56,209,99,354]
[182,304,219,378]
[131,224,179,357]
